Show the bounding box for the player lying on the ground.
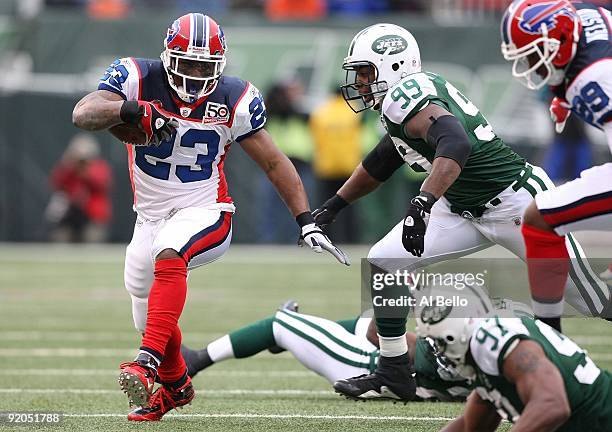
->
[72,13,347,422]
[312,21,609,403]
[417,302,612,430]
[181,298,533,403]
[501,0,612,332]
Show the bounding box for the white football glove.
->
[299,223,350,266]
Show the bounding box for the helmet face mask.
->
[341,61,389,113]
[502,25,561,90]
[415,285,495,379]
[341,23,421,113]
[161,13,227,103]
[500,0,580,90]
[162,50,226,101]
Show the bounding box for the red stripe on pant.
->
[181,212,232,263]
[542,196,612,228]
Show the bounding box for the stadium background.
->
[0,0,610,243]
[0,1,611,431]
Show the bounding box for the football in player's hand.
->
[109,123,147,145]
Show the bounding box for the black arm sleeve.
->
[426,115,472,169]
[362,134,405,182]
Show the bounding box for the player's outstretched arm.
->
[241,128,349,265]
[72,90,125,131]
[241,128,311,217]
[441,391,501,432]
[313,134,399,227]
[502,340,570,432]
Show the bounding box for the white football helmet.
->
[341,23,421,112]
[415,284,494,378]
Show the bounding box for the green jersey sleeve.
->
[382,72,445,127]
[469,317,530,376]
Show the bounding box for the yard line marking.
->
[3,348,612,361]
[571,336,612,345]
[0,349,134,357]
[2,331,606,344]
[0,369,316,377]
[62,413,454,421]
[0,389,333,396]
[0,331,220,341]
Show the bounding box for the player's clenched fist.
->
[120,100,179,146]
[402,192,436,257]
[549,97,571,134]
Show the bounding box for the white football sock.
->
[378,333,408,357]
[207,335,235,362]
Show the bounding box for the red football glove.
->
[549,97,571,134]
[120,100,178,146]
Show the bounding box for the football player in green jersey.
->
[180,298,532,403]
[313,23,609,402]
[418,304,612,431]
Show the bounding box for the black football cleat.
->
[180,345,213,379]
[333,352,416,403]
[268,299,299,354]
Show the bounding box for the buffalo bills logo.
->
[518,1,573,34]
[216,27,227,55]
[166,19,180,44]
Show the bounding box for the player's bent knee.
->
[155,248,181,261]
[523,200,553,232]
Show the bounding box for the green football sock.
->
[375,317,407,338]
[229,316,276,358]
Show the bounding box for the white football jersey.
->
[98,57,267,220]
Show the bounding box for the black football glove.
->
[312,194,349,227]
[402,191,437,257]
[120,100,178,146]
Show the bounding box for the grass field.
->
[1,243,610,431]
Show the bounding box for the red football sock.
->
[141,257,187,358]
[158,325,187,384]
[522,223,569,317]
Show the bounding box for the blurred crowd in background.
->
[31,0,600,20]
[1,0,610,244]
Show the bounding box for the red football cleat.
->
[127,377,195,421]
[118,361,157,408]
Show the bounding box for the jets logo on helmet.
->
[420,304,453,325]
[161,13,227,103]
[518,1,575,35]
[501,0,580,90]
[371,35,408,55]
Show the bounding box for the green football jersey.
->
[381,72,526,210]
[468,317,612,431]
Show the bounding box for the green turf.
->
[0,244,609,431]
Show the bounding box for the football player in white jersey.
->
[72,13,348,421]
[501,0,612,332]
